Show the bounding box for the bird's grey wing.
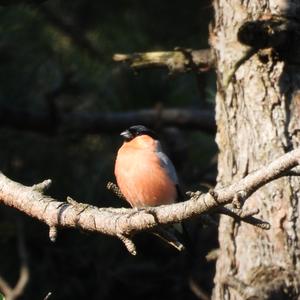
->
[156,150,179,185]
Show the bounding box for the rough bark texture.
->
[213,0,300,299]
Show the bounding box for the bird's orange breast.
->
[114,136,177,207]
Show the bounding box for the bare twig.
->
[114,49,215,73]
[117,234,137,255]
[43,292,52,300]
[214,206,270,229]
[0,277,11,298]
[223,47,256,87]
[205,248,220,261]
[106,182,127,201]
[0,148,300,254]
[189,277,210,300]
[48,226,57,242]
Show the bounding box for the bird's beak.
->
[120,130,132,140]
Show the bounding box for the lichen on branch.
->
[113,48,215,73]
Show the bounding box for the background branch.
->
[113,49,215,73]
[0,107,216,135]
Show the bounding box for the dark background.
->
[0,1,218,299]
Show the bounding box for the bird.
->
[114,125,186,250]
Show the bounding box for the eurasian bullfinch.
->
[114,125,186,250]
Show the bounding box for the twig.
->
[0,277,11,298]
[117,234,137,255]
[48,226,57,242]
[106,182,127,201]
[0,148,300,254]
[205,248,220,261]
[189,277,210,300]
[223,47,256,87]
[214,206,270,229]
[43,292,52,300]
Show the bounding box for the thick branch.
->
[0,107,216,135]
[113,49,215,73]
[0,149,299,248]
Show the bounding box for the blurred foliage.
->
[0,0,218,299]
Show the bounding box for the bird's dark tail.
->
[151,221,192,252]
[152,226,185,251]
[151,185,193,252]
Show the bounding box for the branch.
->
[0,148,300,254]
[113,48,215,73]
[0,107,216,135]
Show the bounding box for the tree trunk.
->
[212,1,300,299]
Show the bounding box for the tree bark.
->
[213,1,300,299]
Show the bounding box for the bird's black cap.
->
[120,125,158,141]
